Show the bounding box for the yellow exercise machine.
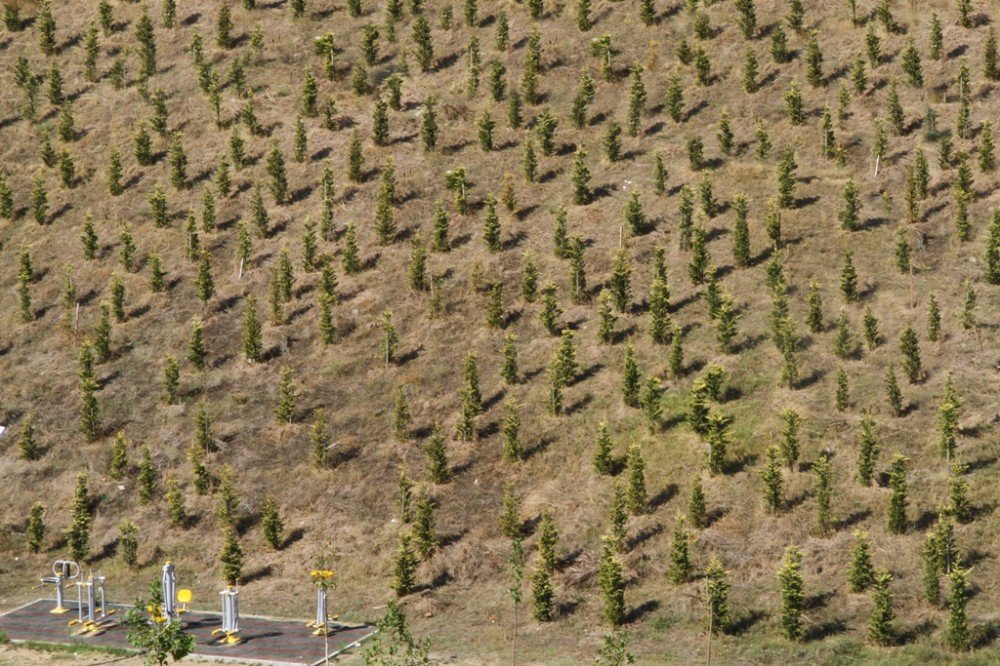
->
[306,569,339,636]
[36,560,79,614]
[177,588,192,614]
[67,572,116,636]
[210,585,242,645]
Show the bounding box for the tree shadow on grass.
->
[649,485,678,509]
[360,252,381,272]
[836,509,871,531]
[805,618,847,641]
[260,345,284,363]
[520,515,542,538]
[143,546,166,569]
[786,490,812,511]
[289,185,313,204]
[973,620,1000,648]
[722,453,758,475]
[557,598,582,618]
[436,51,461,71]
[502,307,523,328]
[390,132,418,146]
[86,539,118,564]
[735,333,767,353]
[449,457,475,477]
[625,600,660,624]
[441,140,472,156]
[571,363,603,386]
[805,591,834,611]
[522,366,545,383]
[395,345,423,366]
[524,437,553,461]
[515,204,539,221]
[972,501,997,520]
[683,100,709,122]
[242,565,273,585]
[538,168,562,183]
[182,512,204,529]
[468,415,495,438]
[610,325,637,345]
[283,527,306,549]
[960,422,991,438]
[627,523,664,550]
[795,367,826,389]
[705,507,727,527]
[236,512,260,536]
[964,549,991,569]
[914,509,939,531]
[668,292,699,314]
[550,545,580,570]
[657,411,686,433]
[327,445,359,468]
[482,389,505,412]
[439,529,468,549]
[50,202,73,223]
[565,393,593,415]
[728,609,767,635]
[591,183,617,201]
[896,619,936,645]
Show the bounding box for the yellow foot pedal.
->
[50,607,69,615]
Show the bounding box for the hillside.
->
[1,0,1000,663]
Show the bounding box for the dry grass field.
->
[1,0,1000,663]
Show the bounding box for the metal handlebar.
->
[53,560,80,580]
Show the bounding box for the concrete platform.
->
[0,599,375,666]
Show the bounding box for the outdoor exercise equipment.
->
[160,561,177,622]
[306,568,338,636]
[211,585,242,645]
[37,560,79,614]
[177,588,193,614]
[68,572,115,636]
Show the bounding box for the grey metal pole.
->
[231,587,240,634]
[76,579,84,625]
[54,573,65,611]
[162,562,177,619]
[85,576,96,624]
